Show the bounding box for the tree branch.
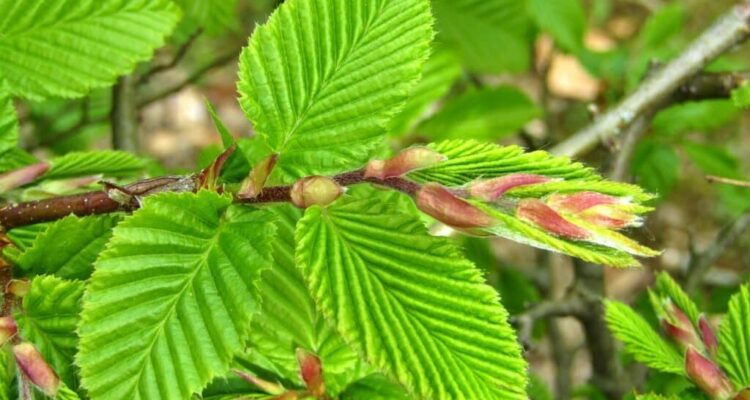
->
[552,3,750,157]
[111,75,140,153]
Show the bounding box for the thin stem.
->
[111,75,140,153]
[139,29,203,85]
[706,175,750,188]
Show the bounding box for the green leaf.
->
[296,196,528,399]
[0,347,14,400]
[432,0,532,73]
[638,4,684,50]
[731,84,750,109]
[0,148,37,175]
[0,0,181,100]
[632,139,680,198]
[718,285,750,388]
[604,300,685,376]
[654,272,701,326]
[682,141,740,178]
[0,82,18,157]
[237,0,433,182]
[205,100,235,149]
[388,46,461,137]
[77,191,275,399]
[652,100,738,137]
[340,374,411,400]
[14,276,84,387]
[44,151,146,180]
[5,222,51,252]
[174,0,239,36]
[528,0,586,52]
[13,215,120,280]
[246,204,369,395]
[417,87,541,141]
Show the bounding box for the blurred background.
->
[10,0,750,398]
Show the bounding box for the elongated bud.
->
[547,192,619,213]
[0,317,17,345]
[699,315,719,358]
[7,279,29,297]
[13,342,60,396]
[296,348,325,397]
[517,199,589,239]
[0,162,50,193]
[364,147,446,180]
[547,192,640,229]
[197,145,235,191]
[416,184,496,229]
[290,177,342,208]
[734,388,750,400]
[686,346,735,400]
[469,174,553,202]
[238,154,278,199]
[661,301,702,350]
[234,369,285,395]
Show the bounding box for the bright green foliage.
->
[682,142,740,178]
[56,384,83,400]
[604,300,685,375]
[0,148,37,175]
[432,0,532,73]
[639,4,684,50]
[731,84,750,109]
[0,84,17,157]
[340,374,411,400]
[718,285,750,388]
[637,394,678,400]
[296,197,527,399]
[418,87,541,141]
[0,0,181,100]
[388,46,462,137]
[12,215,120,279]
[45,151,146,180]
[205,100,235,149]
[0,347,14,400]
[174,0,239,36]
[528,0,585,52]
[4,223,51,252]
[632,139,680,197]
[652,100,738,137]
[246,204,369,395]
[77,191,275,399]
[237,0,433,182]
[14,276,84,387]
[654,272,701,325]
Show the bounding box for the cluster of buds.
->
[0,162,50,193]
[13,342,60,396]
[235,348,328,399]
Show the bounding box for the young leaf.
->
[718,285,750,388]
[237,0,433,182]
[654,272,701,325]
[14,276,84,388]
[417,87,541,141]
[0,83,18,157]
[731,84,750,109]
[632,139,680,197]
[296,197,528,399]
[0,347,14,400]
[0,0,181,100]
[388,46,462,137]
[652,100,738,137]
[174,0,239,36]
[0,148,37,175]
[4,222,52,252]
[431,0,532,73]
[605,300,685,376]
[340,374,410,400]
[12,215,120,280]
[528,0,586,52]
[246,204,369,395]
[77,191,275,399]
[44,151,146,180]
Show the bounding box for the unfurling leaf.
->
[13,342,60,396]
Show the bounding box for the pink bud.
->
[416,184,496,229]
[469,174,553,202]
[290,177,342,208]
[0,317,17,345]
[237,154,278,199]
[666,300,694,332]
[579,205,640,229]
[0,162,50,193]
[197,145,236,192]
[734,388,750,400]
[234,369,285,395]
[516,199,589,239]
[699,315,719,358]
[13,342,60,396]
[7,279,29,297]
[662,320,703,351]
[364,147,446,180]
[547,192,619,213]
[296,348,325,397]
[685,346,735,399]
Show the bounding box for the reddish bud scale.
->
[0,317,17,345]
[0,162,50,193]
[234,369,285,395]
[296,349,325,397]
[469,174,553,202]
[290,177,342,208]
[662,320,703,351]
[516,199,589,239]
[237,154,278,199]
[685,346,735,400]
[13,342,60,396]
[416,184,496,229]
[364,147,446,180]
[547,192,619,213]
[197,145,236,191]
[7,279,29,297]
[734,388,750,400]
[699,315,719,358]
[579,205,637,229]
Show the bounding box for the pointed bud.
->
[547,192,640,229]
[734,388,750,400]
[0,162,50,193]
[290,177,342,208]
[663,320,703,351]
[196,145,236,192]
[238,154,278,199]
[7,279,29,297]
[517,199,589,239]
[547,192,619,213]
[233,369,285,395]
[0,317,17,345]
[13,342,60,396]
[296,348,325,397]
[416,184,496,229]
[469,174,553,202]
[364,147,446,180]
[699,315,719,358]
[685,346,735,400]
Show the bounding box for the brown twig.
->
[706,175,750,188]
[111,75,140,153]
[138,29,203,85]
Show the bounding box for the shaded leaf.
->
[718,285,750,388]
[44,151,146,180]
